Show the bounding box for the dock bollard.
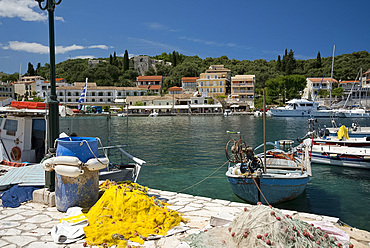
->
[54,137,100,212]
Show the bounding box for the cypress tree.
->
[27,62,35,76]
[124,50,129,70]
[276,55,281,71]
[172,51,177,67]
[316,51,322,68]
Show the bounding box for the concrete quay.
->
[0,188,369,248]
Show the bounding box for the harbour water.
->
[60,115,370,232]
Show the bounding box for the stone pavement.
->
[1,188,370,248]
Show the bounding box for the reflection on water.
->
[60,115,370,231]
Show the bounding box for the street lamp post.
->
[36,0,61,191]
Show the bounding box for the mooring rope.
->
[179,160,229,193]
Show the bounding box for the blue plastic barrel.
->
[55,136,99,212]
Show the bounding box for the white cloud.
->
[88,45,109,50]
[71,55,95,60]
[2,41,109,54]
[178,36,252,50]
[127,37,178,51]
[0,0,64,22]
[146,22,178,32]
[3,41,49,53]
[56,44,85,54]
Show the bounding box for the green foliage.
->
[134,101,144,106]
[24,50,369,100]
[124,50,129,71]
[30,96,44,102]
[317,89,329,98]
[332,87,344,98]
[27,62,35,76]
[0,72,19,82]
[265,75,306,104]
[207,98,214,104]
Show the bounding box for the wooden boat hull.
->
[226,172,309,205]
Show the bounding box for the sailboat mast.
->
[263,88,266,173]
[330,45,335,108]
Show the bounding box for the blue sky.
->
[0,0,369,74]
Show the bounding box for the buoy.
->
[84,157,109,171]
[42,157,55,171]
[10,147,22,161]
[54,165,84,177]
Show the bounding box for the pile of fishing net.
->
[83,180,186,247]
[185,204,353,248]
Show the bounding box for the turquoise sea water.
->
[60,115,370,231]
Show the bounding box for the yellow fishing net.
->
[83,180,186,247]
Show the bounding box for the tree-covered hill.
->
[3,50,370,94]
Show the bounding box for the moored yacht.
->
[270,99,319,117]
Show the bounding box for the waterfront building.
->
[0,81,15,99]
[339,80,370,102]
[136,76,163,95]
[197,65,231,98]
[37,78,69,99]
[13,76,44,99]
[168,86,183,95]
[56,82,147,105]
[231,75,255,101]
[362,69,370,88]
[303,77,338,99]
[181,77,199,91]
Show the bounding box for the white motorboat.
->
[303,139,370,169]
[149,111,158,117]
[270,99,319,117]
[224,109,233,116]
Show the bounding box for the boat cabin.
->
[0,110,46,163]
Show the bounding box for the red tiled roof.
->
[168,86,183,91]
[182,77,199,82]
[308,78,338,83]
[339,80,360,84]
[137,76,163,81]
[139,85,161,90]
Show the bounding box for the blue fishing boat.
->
[225,138,311,205]
[225,147,311,205]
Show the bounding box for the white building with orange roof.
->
[303,77,338,99]
[136,75,163,95]
[181,77,199,91]
[168,86,183,94]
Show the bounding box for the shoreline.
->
[0,186,369,247]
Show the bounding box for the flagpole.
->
[78,78,88,111]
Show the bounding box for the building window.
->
[98,92,103,96]
[100,99,103,102]
[75,92,79,96]
[68,99,71,102]
[68,92,71,96]
[214,75,218,79]
[92,99,95,102]
[92,92,96,96]
[59,92,63,96]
